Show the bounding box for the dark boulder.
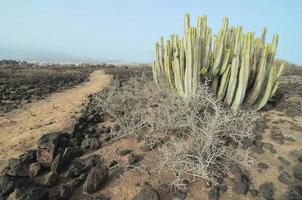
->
[8,186,48,200]
[51,154,65,174]
[64,159,85,178]
[0,175,17,195]
[59,185,73,200]
[83,163,109,194]
[232,173,250,195]
[62,147,84,161]
[66,173,87,188]
[36,132,69,167]
[43,172,59,187]
[84,155,102,170]
[19,150,37,163]
[6,158,41,177]
[51,147,84,175]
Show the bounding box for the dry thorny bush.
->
[94,75,259,189]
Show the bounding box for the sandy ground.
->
[1,67,301,200]
[0,70,112,170]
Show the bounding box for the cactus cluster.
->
[153,13,285,111]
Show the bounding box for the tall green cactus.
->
[153,13,285,111]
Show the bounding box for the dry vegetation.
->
[92,75,259,189]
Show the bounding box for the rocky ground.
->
[0,64,301,200]
[0,65,94,113]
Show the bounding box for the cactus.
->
[153,13,285,111]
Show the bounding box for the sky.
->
[0,0,301,64]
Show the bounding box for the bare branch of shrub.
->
[97,76,259,189]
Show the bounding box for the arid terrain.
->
[0,62,301,200]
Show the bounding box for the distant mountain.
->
[0,47,136,64]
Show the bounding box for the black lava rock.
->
[83,163,109,194]
[232,173,250,195]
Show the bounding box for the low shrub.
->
[97,76,259,188]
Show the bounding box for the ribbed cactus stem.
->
[152,13,285,111]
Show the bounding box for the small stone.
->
[43,172,59,187]
[284,136,296,142]
[270,148,277,154]
[60,185,73,200]
[232,173,250,195]
[290,125,302,132]
[253,145,264,154]
[249,189,258,197]
[128,152,139,165]
[278,171,291,184]
[259,182,275,200]
[270,129,284,144]
[208,187,220,200]
[263,143,273,150]
[293,167,302,181]
[257,162,269,170]
[132,183,159,200]
[277,156,291,166]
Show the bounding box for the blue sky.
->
[0,0,301,64]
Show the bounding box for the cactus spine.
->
[153,13,285,111]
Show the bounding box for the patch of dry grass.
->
[96,76,259,188]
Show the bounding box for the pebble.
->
[257,162,269,170]
[278,171,291,184]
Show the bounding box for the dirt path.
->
[0,70,112,169]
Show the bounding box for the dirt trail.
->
[0,70,112,169]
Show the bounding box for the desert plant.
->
[153,13,285,111]
[98,76,258,187]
